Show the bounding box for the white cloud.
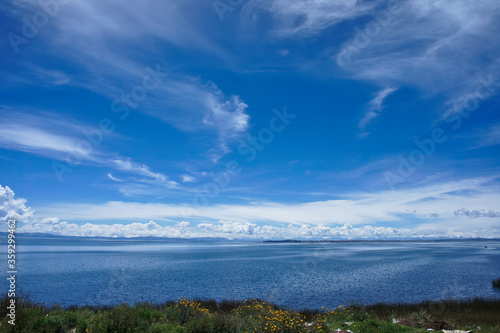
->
[359,87,397,132]
[454,208,500,219]
[36,176,500,231]
[34,217,62,224]
[123,74,250,136]
[472,124,500,149]
[29,68,71,86]
[17,218,496,239]
[204,96,250,135]
[0,185,34,223]
[20,220,185,238]
[3,182,499,238]
[406,210,439,218]
[52,0,221,57]
[0,125,79,155]
[333,0,500,114]
[5,1,249,163]
[107,173,123,182]
[0,112,174,188]
[149,78,250,160]
[204,94,250,162]
[6,0,221,80]
[0,111,101,163]
[112,158,174,185]
[0,113,95,161]
[242,0,375,37]
[176,221,190,228]
[181,175,196,183]
[240,0,500,122]
[108,158,180,194]
[104,156,179,192]
[198,220,256,235]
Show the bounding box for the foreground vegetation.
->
[1,294,499,333]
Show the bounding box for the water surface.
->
[1,235,499,309]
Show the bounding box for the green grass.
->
[1,294,499,332]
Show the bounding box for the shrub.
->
[2,294,500,333]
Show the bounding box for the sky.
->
[1,0,500,239]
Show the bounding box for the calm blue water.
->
[1,235,500,310]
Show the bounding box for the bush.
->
[2,295,500,333]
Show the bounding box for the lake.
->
[2,234,500,310]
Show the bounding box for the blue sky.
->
[1,0,500,239]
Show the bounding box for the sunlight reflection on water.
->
[1,236,499,309]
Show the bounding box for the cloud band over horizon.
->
[2,182,499,239]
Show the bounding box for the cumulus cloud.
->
[454,208,500,219]
[33,217,62,224]
[176,221,190,228]
[20,220,186,238]
[142,77,250,162]
[0,185,34,223]
[17,219,493,240]
[198,220,256,235]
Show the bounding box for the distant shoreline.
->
[261,238,500,243]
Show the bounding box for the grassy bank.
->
[1,295,499,332]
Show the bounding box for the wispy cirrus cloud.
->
[0,112,174,186]
[245,1,500,110]
[112,158,168,183]
[0,124,89,158]
[4,0,221,64]
[241,0,375,37]
[238,0,500,125]
[3,0,250,163]
[333,0,500,114]
[106,173,123,182]
[359,87,396,137]
[471,124,500,149]
[0,111,100,161]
